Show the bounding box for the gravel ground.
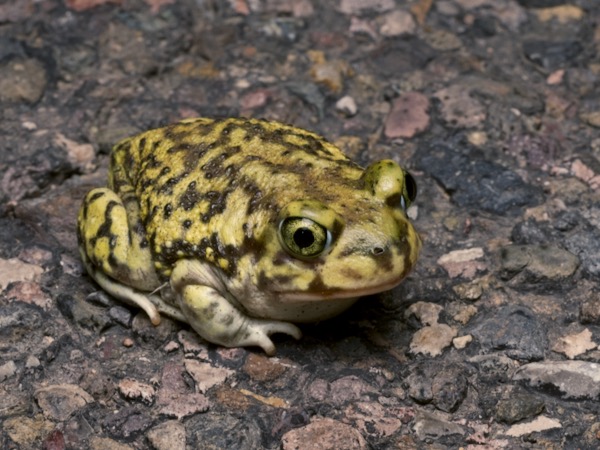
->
[1,0,600,449]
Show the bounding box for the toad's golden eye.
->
[278,217,332,258]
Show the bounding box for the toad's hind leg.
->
[77,188,165,324]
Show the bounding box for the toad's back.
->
[110,117,366,277]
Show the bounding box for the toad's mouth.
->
[275,273,407,302]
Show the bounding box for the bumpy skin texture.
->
[77,117,421,355]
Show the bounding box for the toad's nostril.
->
[372,246,385,255]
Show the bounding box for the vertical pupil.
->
[293,228,315,248]
[405,172,417,201]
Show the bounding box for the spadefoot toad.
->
[77,117,421,354]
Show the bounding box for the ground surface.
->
[1,0,600,449]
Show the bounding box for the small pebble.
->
[471,306,548,361]
[118,378,156,404]
[513,361,600,400]
[547,69,565,85]
[453,335,473,349]
[0,361,17,382]
[147,420,186,450]
[413,411,465,440]
[551,329,597,359]
[404,301,443,326]
[25,355,41,368]
[282,417,368,450]
[452,281,483,301]
[335,95,358,116]
[109,305,133,327]
[35,385,94,421]
[437,248,486,279]
[534,5,584,23]
[163,341,180,352]
[379,9,416,36]
[496,391,545,424]
[184,359,234,393]
[581,295,600,324]
[433,84,486,128]
[467,131,488,146]
[505,416,562,438]
[410,324,457,357]
[384,92,430,139]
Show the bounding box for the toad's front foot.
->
[234,317,303,356]
[179,284,301,355]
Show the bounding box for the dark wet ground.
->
[1,0,600,448]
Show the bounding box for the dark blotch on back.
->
[202,146,241,179]
[158,174,184,195]
[145,153,161,169]
[164,125,194,143]
[138,137,147,155]
[183,143,209,172]
[179,181,200,211]
[163,203,173,219]
[244,178,264,215]
[201,188,234,222]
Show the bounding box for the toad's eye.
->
[401,171,418,211]
[278,217,332,258]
